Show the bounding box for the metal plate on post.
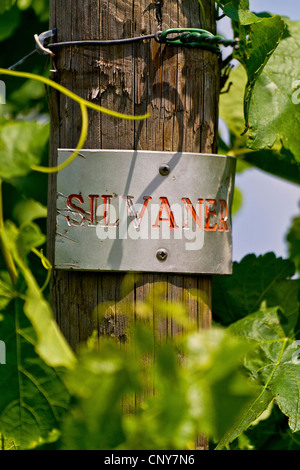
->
[55,150,236,274]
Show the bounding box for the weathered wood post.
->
[48,0,224,450]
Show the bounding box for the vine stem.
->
[198,0,207,29]
[0,178,18,286]
[0,68,149,174]
[32,102,88,174]
[0,68,148,121]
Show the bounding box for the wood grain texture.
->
[48,0,220,448]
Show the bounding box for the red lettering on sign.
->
[181,198,204,229]
[218,199,229,232]
[100,195,119,226]
[123,196,152,227]
[88,194,99,225]
[66,194,86,226]
[101,195,112,225]
[152,197,179,229]
[64,193,230,234]
[205,199,218,232]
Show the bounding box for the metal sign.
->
[55,150,236,274]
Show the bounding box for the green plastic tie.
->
[156,28,238,54]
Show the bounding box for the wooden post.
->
[48,0,219,449]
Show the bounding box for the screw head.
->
[156,249,168,262]
[159,164,170,176]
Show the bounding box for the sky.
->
[218,0,300,262]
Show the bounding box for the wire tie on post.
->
[6,28,239,70]
[34,28,57,57]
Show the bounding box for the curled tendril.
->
[0,68,150,174]
[31,248,52,292]
[32,102,89,174]
[197,0,207,29]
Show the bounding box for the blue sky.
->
[218,0,300,262]
[251,0,300,21]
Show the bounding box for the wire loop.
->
[35,28,56,56]
[6,28,239,70]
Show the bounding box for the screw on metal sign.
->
[55,150,236,275]
[159,164,170,176]
[156,249,168,262]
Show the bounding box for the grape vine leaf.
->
[0,121,49,180]
[237,15,285,108]
[231,186,243,215]
[16,221,46,258]
[12,199,47,226]
[219,6,299,164]
[0,298,70,449]
[29,0,49,22]
[0,435,18,450]
[182,328,256,443]
[219,65,300,185]
[0,271,14,311]
[2,221,76,369]
[216,0,260,25]
[0,0,17,14]
[0,5,20,42]
[220,65,247,141]
[243,147,300,185]
[216,307,300,448]
[60,328,255,449]
[217,1,286,100]
[217,0,285,62]
[212,253,298,329]
[245,19,300,163]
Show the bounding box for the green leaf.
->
[61,327,255,450]
[30,0,49,22]
[232,186,243,215]
[242,147,300,186]
[233,404,289,450]
[219,65,300,185]
[0,121,49,180]
[17,0,49,22]
[16,221,46,259]
[9,79,46,108]
[220,13,286,165]
[0,434,18,450]
[0,5,21,42]
[0,298,70,449]
[183,328,256,443]
[0,0,17,15]
[17,0,32,9]
[221,13,288,159]
[245,19,300,163]
[238,15,285,103]
[216,0,261,25]
[212,253,297,326]
[220,65,247,142]
[61,344,140,450]
[0,271,14,311]
[217,306,300,448]
[2,222,76,369]
[216,388,273,449]
[12,198,47,226]
[287,216,300,275]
